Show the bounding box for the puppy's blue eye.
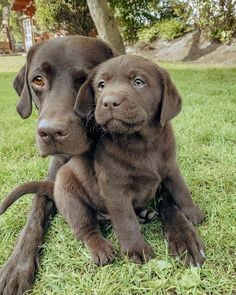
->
[133,78,145,88]
[98,80,105,90]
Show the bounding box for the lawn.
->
[0,55,235,295]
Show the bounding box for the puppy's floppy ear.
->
[13,63,32,119]
[159,68,182,127]
[74,75,95,118]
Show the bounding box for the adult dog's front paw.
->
[122,240,155,264]
[0,251,37,295]
[181,204,205,226]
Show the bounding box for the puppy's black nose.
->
[38,119,69,143]
[102,96,121,109]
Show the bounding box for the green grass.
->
[0,56,235,294]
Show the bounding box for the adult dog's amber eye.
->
[133,77,145,88]
[32,76,45,87]
[98,80,105,90]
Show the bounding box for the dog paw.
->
[0,252,37,295]
[122,240,155,264]
[181,205,205,226]
[165,212,205,267]
[86,236,115,266]
[136,208,158,224]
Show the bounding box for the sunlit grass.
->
[0,56,235,294]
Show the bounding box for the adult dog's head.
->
[14,36,117,156]
[75,55,182,135]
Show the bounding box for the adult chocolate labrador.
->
[0,35,118,295]
[0,56,205,274]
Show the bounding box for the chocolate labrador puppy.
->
[0,55,205,269]
[60,55,205,264]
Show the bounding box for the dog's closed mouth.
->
[103,118,144,130]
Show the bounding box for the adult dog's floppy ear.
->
[108,46,119,58]
[13,63,32,119]
[74,75,95,118]
[13,65,26,96]
[159,68,182,127]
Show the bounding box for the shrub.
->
[35,0,94,35]
[138,19,188,43]
[188,0,236,43]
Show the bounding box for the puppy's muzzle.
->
[102,95,121,110]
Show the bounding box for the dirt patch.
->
[127,30,236,65]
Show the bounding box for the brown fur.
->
[1,56,204,268]
[0,50,205,294]
[0,181,54,215]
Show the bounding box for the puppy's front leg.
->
[164,162,204,225]
[102,189,155,264]
[54,165,115,266]
[159,190,205,266]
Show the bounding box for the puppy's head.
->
[13,36,118,156]
[75,55,181,135]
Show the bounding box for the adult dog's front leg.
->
[0,156,67,295]
[0,196,56,295]
[164,163,204,225]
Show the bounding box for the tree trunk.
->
[86,0,125,54]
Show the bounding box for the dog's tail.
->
[0,181,54,215]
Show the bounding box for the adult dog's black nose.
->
[38,119,69,143]
[102,96,121,109]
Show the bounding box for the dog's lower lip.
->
[40,149,64,157]
[105,119,144,128]
[121,121,144,128]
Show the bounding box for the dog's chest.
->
[95,141,162,206]
[127,153,162,206]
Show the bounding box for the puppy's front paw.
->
[86,235,115,266]
[181,205,205,225]
[122,240,155,264]
[165,212,205,267]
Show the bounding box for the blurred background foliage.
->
[1,0,236,44]
[35,0,94,36]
